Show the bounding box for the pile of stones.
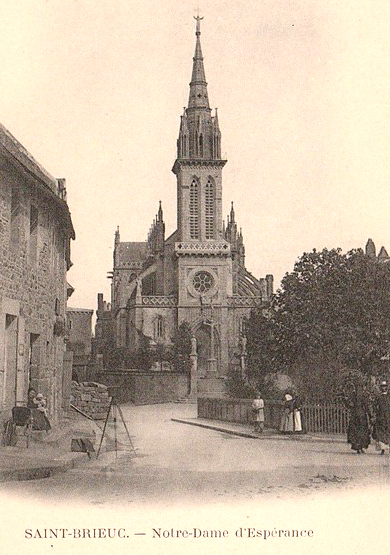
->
[71,381,111,420]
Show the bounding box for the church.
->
[98,18,273,380]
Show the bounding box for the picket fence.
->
[197,398,350,435]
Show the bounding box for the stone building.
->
[96,19,273,383]
[66,308,93,382]
[0,123,75,420]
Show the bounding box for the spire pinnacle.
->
[188,16,209,110]
[194,14,203,36]
[230,201,235,223]
[158,200,163,222]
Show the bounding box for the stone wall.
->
[197,377,227,398]
[0,125,74,420]
[71,381,111,420]
[66,308,93,356]
[96,370,189,405]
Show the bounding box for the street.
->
[2,403,390,506]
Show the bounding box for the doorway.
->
[4,314,18,408]
[28,333,40,386]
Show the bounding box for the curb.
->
[0,452,89,482]
[171,418,345,444]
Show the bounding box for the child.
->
[35,393,48,417]
[252,392,265,433]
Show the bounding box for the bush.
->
[225,366,256,399]
[335,369,374,407]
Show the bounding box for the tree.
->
[246,248,390,399]
[170,322,192,374]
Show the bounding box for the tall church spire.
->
[176,16,222,161]
[173,17,226,242]
[188,16,210,111]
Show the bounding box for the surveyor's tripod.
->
[96,397,136,460]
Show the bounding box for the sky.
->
[1,0,390,312]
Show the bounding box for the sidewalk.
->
[0,410,100,482]
[172,417,345,443]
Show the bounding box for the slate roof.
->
[118,242,148,265]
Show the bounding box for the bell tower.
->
[173,16,227,242]
[172,17,232,377]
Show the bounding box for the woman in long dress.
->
[346,386,371,454]
[280,393,302,433]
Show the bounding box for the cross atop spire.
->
[194,14,203,36]
[188,15,209,110]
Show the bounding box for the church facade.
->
[99,19,273,378]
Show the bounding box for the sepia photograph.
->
[1,1,390,554]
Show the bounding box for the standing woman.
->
[346,384,371,454]
[280,393,303,434]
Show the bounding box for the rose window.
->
[193,271,214,293]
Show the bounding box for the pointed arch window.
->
[199,134,203,157]
[205,178,215,239]
[154,316,164,340]
[189,178,199,239]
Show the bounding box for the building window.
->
[199,134,203,157]
[193,271,214,293]
[205,178,215,239]
[154,316,164,340]
[54,298,60,315]
[28,333,40,385]
[189,178,199,239]
[29,204,38,264]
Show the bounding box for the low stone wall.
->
[70,381,111,420]
[96,370,189,405]
[198,377,227,398]
[198,397,284,430]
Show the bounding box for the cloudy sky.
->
[1,0,389,311]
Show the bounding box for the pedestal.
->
[207,358,218,376]
[189,353,198,399]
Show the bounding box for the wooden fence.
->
[198,398,350,434]
[301,404,349,434]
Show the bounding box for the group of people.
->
[346,379,390,455]
[251,380,390,455]
[251,392,303,434]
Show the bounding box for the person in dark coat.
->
[346,385,371,454]
[373,380,390,455]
